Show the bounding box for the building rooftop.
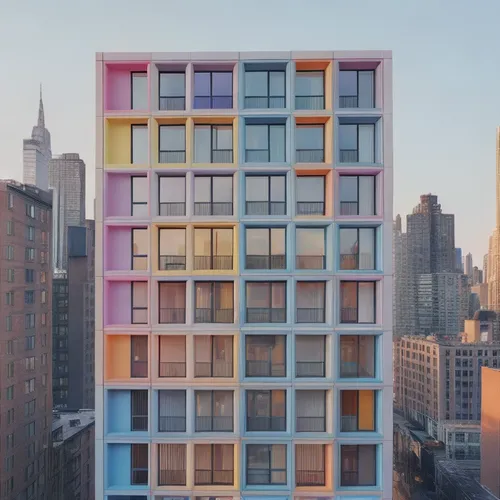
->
[51,410,95,446]
[399,335,500,347]
[0,179,52,206]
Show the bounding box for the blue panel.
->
[107,390,131,433]
[107,444,131,488]
[68,225,87,257]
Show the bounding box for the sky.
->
[0,0,498,262]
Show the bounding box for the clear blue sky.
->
[0,0,498,262]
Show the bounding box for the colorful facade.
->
[95,50,394,500]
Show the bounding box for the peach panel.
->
[358,390,375,430]
[105,335,131,380]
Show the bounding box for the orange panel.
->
[105,335,131,380]
[358,390,375,430]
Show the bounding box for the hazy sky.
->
[0,0,498,262]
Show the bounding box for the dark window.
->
[245,175,286,216]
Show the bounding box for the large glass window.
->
[295,71,324,110]
[245,335,286,377]
[295,391,326,432]
[245,228,286,270]
[296,227,325,270]
[131,72,148,110]
[131,335,148,378]
[296,282,326,323]
[159,72,186,110]
[159,125,186,163]
[132,228,148,270]
[195,282,234,323]
[131,282,148,324]
[339,123,375,163]
[339,335,376,378]
[194,125,233,163]
[159,176,186,216]
[246,282,286,323]
[246,390,286,431]
[245,70,286,109]
[296,176,325,215]
[194,71,233,109]
[339,70,375,109]
[246,444,287,485]
[159,282,186,324]
[195,391,234,432]
[339,175,376,216]
[340,444,377,486]
[340,281,376,324]
[194,176,233,216]
[339,227,376,270]
[131,125,148,164]
[340,390,376,432]
[194,228,233,270]
[245,175,286,216]
[295,125,324,163]
[245,124,286,163]
[159,228,186,270]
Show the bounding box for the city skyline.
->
[1,0,500,259]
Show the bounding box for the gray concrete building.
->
[49,153,86,269]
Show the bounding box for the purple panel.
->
[193,71,232,109]
[106,227,132,271]
[106,174,132,217]
[105,281,132,325]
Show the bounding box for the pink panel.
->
[105,174,132,217]
[105,281,131,326]
[105,227,132,271]
[105,63,148,111]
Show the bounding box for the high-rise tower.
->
[23,85,52,190]
[488,128,500,310]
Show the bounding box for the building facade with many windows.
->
[95,50,393,500]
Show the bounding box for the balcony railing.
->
[131,360,148,378]
[193,95,233,109]
[245,149,271,163]
[295,95,325,110]
[159,308,186,324]
[245,201,286,216]
[339,95,359,108]
[339,149,359,163]
[339,201,360,216]
[247,468,287,485]
[245,96,286,109]
[246,360,286,377]
[158,416,186,432]
[159,202,186,217]
[296,470,325,486]
[195,415,233,432]
[131,468,148,485]
[296,307,325,323]
[194,202,233,216]
[194,255,233,271]
[247,416,286,432]
[340,307,359,323]
[341,415,358,432]
[194,469,234,485]
[246,307,286,323]
[340,253,375,270]
[296,255,325,270]
[296,149,324,163]
[159,96,186,111]
[195,361,233,378]
[296,361,325,378]
[158,469,186,486]
[159,150,186,163]
[211,149,233,163]
[341,470,359,486]
[159,361,186,378]
[195,308,233,324]
[340,361,374,378]
[296,416,326,432]
[246,254,286,270]
[131,415,148,431]
[159,255,186,270]
[296,201,325,216]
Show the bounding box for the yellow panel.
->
[358,390,375,430]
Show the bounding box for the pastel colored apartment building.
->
[95,50,393,500]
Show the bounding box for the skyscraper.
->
[95,50,394,500]
[455,247,463,272]
[49,153,86,269]
[464,252,473,279]
[23,86,52,190]
[488,128,500,310]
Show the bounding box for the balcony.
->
[159,308,186,324]
[246,360,285,378]
[194,202,233,216]
[159,255,186,271]
[195,308,233,323]
[296,149,324,163]
[194,255,233,271]
[194,469,234,485]
[159,202,186,217]
[246,254,286,270]
[296,307,325,323]
[246,307,286,323]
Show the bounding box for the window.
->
[159,72,186,110]
[131,124,148,164]
[295,71,325,110]
[246,282,286,323]
[25,291,35,304]
[195,282,234,323]
[25,313,35,329]
[340,335,376,378]
[246,390,286,431]
[339,70,375,108]
[194,228,233,270]
[245,123,286,162]
[8,192,14,209]
[24,378,35,394]
[6,315,12,331]
[158,228,186,270]
[296,176,325,215]
[245,227,286,270]
[5,455,14,472]
[195,390,234,432]
[6,433,14,450]
[245,335,286,377]
[5,291,14,306]
[7,340,13,355]
[296,281,326,323]
[339,227,376,270]
[295,124,324,163]
[246,444,287,485]
[131,390,148,431]
[24,400,36,417]
[7,220,13,235]
[131,72,148,110]
[194,176,233,216]
[158,390,186,432]
[296,227,325,269]
[26,225,35,241]
[295,335,325,377]
[25,203,35,218]
[25,336,35,350]
[194,335,233,378]
[158,443,186,486]
[339,123,376,163]
[194,125,233,163]
[296,391,326,432]
[131,176,148,217]
[131,336,148,378]
[7,362,14,378]
[25,247,35,262]
[5,245,13,260]
[159,282,186,323]
[340,444,377,486]
[295,444,326,486]
[41,289,46,304]
[25,357,35,371]
[132,228,148,270]
[131,443,149,485]
[194,71,233,109]
[159,176,186,216]
[340,281,376,324]
[245,175,286,216]
[245,69,286,108]
[339,175,377,216]
[194,443,234,485]
[6,385,14,400]
[25,269,33,283]
[340,390,376,432]
[131,282,148,324]
[159,125,186,163]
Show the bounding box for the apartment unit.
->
[0,181,52,499]
[394,335,500,432]
[95,50,393,500]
